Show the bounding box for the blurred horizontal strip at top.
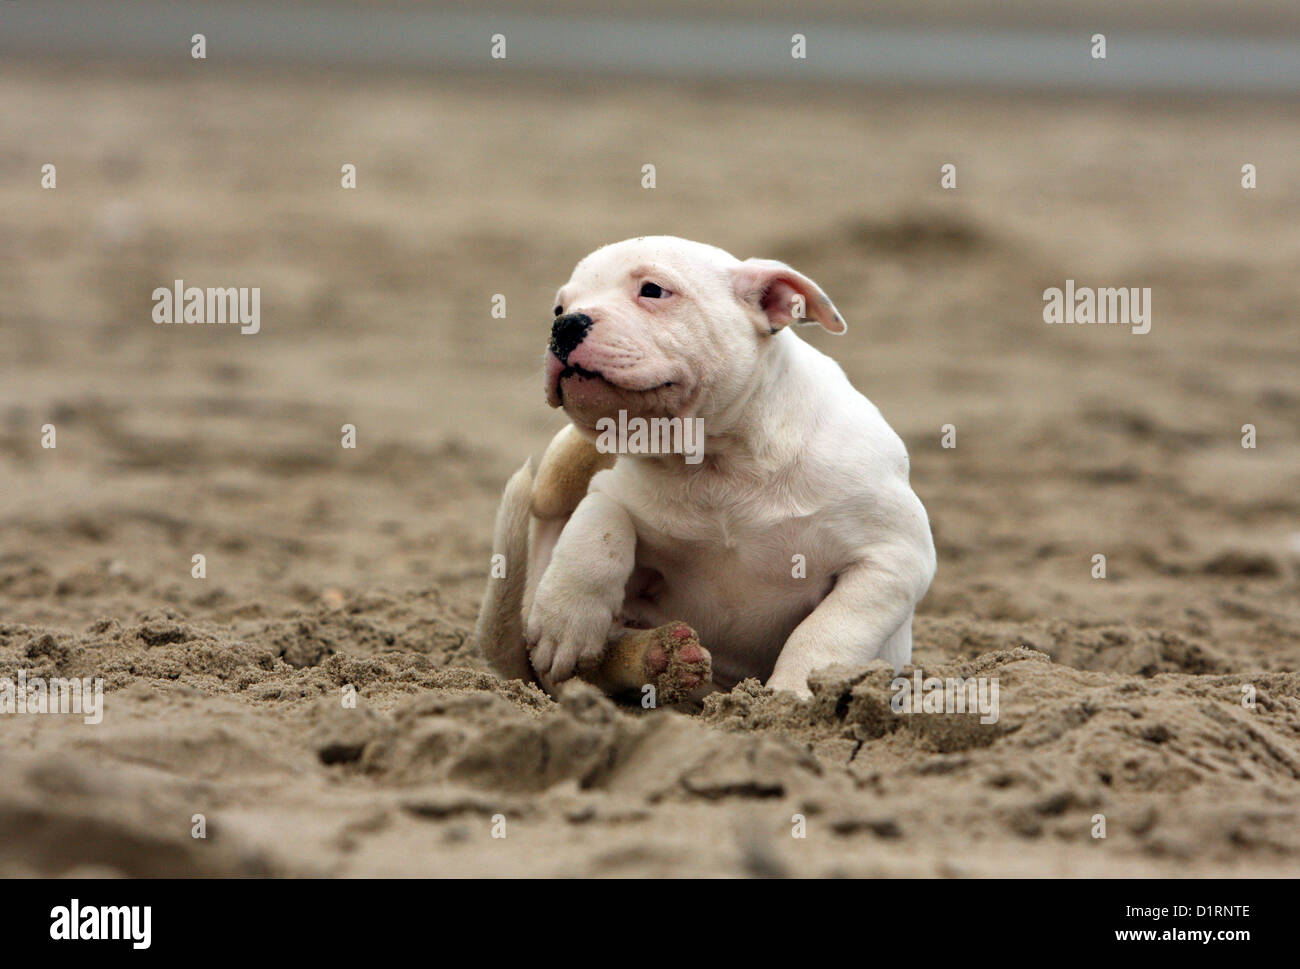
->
[2,0,1299,93]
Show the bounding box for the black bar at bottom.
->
[0,877,1282,955]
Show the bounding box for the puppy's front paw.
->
[526,590,617,684]
[764,670,813,699]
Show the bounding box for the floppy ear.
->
[732,258,847,335]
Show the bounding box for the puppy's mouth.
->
[544,353,686,427]
[549,365,673,406]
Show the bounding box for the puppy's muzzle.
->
[549,312,592,363]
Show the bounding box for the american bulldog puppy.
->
[475,236,934,700]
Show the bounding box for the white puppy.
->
[476,236,934,698]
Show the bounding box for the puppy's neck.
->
[683,330,825,474]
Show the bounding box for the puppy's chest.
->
[630,498,833,585]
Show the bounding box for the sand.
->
[1,61,1298,876]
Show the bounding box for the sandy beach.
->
[1,58,1298,876]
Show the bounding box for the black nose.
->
[549,312,592,363]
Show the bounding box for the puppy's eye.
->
[639,282,668,299]
[553,305,563,317]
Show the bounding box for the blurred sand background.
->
[1,1,1298,876]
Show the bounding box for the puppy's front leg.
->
[767,553,925,697]
[527,491,635,683]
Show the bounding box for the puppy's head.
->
[545,236,845,433]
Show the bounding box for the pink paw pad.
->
[644,621,711,704]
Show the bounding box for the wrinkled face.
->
[544,237,845,435]
[545,237,743,432]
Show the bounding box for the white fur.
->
[522,236,935,697]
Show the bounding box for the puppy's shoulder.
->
[816,383,909,469]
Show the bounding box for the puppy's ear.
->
[732,258,847,335]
